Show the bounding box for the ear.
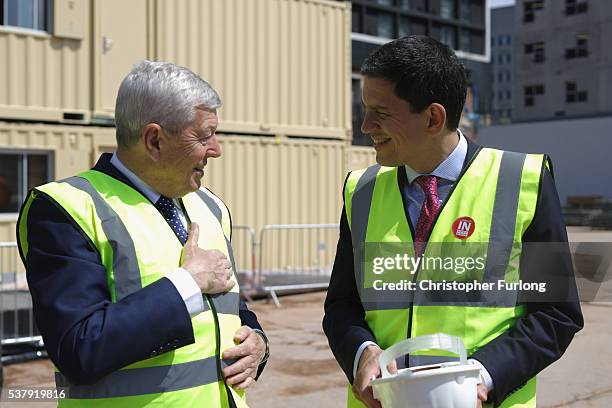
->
[141,124,163,161]
[425,103,447,135]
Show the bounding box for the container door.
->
[94,0,148,120]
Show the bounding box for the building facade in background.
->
[343,0,491,144]
[490,5,514,124]
[513,0,612,122]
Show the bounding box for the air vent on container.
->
[63,112,85,121]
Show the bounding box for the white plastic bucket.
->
[371,333,481,408]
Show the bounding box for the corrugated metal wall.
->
[204,135,346,230]
[0,0,351,139]
[0,2,92,123]
[153,0,351,139]
[347,146,376,171]
[0,124,347,234]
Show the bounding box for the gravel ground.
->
[2,292,611,407]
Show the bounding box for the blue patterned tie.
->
[155,196,188,245]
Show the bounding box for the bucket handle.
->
[379,333,467,378]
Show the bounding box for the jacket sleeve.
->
[471,168,584,406]
[239,300,267,379]
[18,193,196,385]
[323,205,377,384]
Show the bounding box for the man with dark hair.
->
[323,36,582,407]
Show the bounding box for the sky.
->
[489,0,515,8]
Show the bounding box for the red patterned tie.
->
[414,175,441,257]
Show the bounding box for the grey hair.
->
[115,60,222,148]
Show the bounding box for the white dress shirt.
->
[352,131,494,390]
[110,153,205,317]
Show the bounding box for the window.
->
[566,81,588,103]
[459,0,471,21]
[576,34,589,57]
[505,71,511,82]
[534,43,545,62]
[505,35,512,45]
[376,0,394,6]
[524,1,544,23]
[440,0,455,19]
[399,0,427,12]
[524,84,544,106]
[352,8,361,33]
[0,151,52,213]
[565,34,589,59]
[566,0,588,15]
[461,29,472,52]
[524,87,534,106]
[439,25,456,48]
[399,17,410,38]
[498,72,503,82]
[525,42,545,63]
[0,0,51,31]
[364,9,394,39]
[505,90,511,100]
[398,17,426,37]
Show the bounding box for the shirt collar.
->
[404,130,468,184]
[110,153,161,203]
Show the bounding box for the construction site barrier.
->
[0,242,43,353]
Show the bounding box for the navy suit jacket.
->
[322,140,583,406]
[17,154,265,385]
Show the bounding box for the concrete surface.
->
[2,292,611,407]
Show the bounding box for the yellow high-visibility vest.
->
[344,148,546,408]
[19,169,247,408]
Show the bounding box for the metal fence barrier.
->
[257,224,338,306]
[231,225,257,301]
[0,242,43,353]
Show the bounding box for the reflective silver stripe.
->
[412,287,518,307]
[55,356,220,399]
[409,355,460,367]
[350,165,381,299]
[62,176,142,301]
[361,288,411,311]
[484,151,526,287]
[210,292,240,316]
[194,190,239,316]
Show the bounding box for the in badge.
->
[452,216,475,239]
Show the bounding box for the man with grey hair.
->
[17,60,268,407]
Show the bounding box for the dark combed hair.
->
[360,35,467,131]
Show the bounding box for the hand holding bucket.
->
[371,333,481,408]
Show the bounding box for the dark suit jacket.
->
[322,140,583,406]
[17,153,266,385]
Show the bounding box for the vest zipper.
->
[398,146,483,366]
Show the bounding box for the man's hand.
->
[221,326,266,390]
[476,383,489,408]
[181,222,235,294]
[352,345,397,408]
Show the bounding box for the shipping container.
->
[1,0,351,139]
